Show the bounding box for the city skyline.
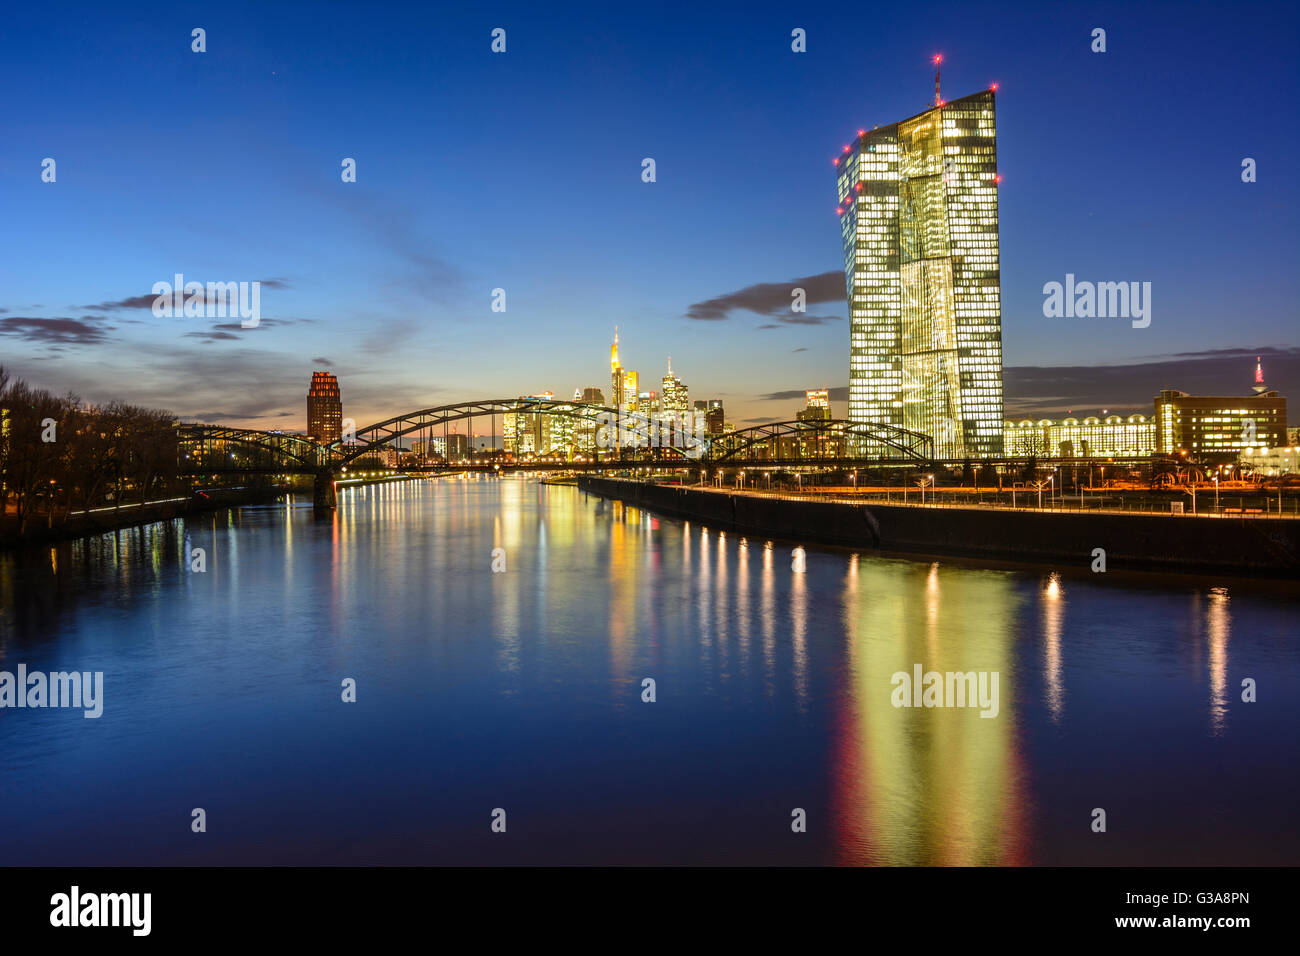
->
[1,2,1297,431]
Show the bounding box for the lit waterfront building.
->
[836,82,1004,459]
[443,433,470,459]
[1154,388,1287,460]
[306,371,343,444]
[1003,414,1156,458]
[1239,444,1300,476]
[504,393,572,456]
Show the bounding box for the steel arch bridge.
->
[707,419,933,463]
[177,424,338,472]
[333,398,693,463]
[176,399,937,474]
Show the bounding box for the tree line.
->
[0,367,180,533]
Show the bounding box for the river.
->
[1,477,1296,865]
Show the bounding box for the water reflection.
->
[0,478,1294,866]
[1043,573,1065,723]
[836,561,1027,865]
[1207,587,1230,736]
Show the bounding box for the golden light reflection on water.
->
[762,542,776,697]
[1207,587,1230,736]
[836,561,1028,865]
[1043,573,1065,724]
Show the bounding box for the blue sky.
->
[2,0,1297,428]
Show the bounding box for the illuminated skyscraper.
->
[836,85,1004,458]
[798,389,832,422]
[624,370,639,412]
[306,371,343,443]
[610,327,624,407]
[661,357,688,412]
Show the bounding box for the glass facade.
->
[838,90,1003,458]
[1154,389,1288,459]
[1004,415,1156,458]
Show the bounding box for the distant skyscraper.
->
[705,400,724,436]
[610,327,625,407]
[624,370,640,411]
[579,386,606,404]
[798,389,832,422]
[836,86,1004,458]
[661,357,688,412]
[307,371,342,443]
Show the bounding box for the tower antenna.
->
[933,53,942,107]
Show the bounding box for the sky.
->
[2,0,1297,430]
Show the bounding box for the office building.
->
[705,400,725,436]
[836,85,1003,458]
[661,359,688,412]
[1239,445,1299,476]
[307,371,343,444]
[1154,389,1287,460]
[1003,415,1156,458]
[798,389,832,422]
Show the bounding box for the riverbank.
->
[577,477,1300,577]
[0,485,293,548]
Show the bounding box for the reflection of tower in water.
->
[834,561,1029,865]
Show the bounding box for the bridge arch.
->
[177,424,334,471]
[340,398,701,463]
[706,419,934,463]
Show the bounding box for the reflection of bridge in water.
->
[177,398,941,507]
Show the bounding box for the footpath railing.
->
[621,480,1300,519]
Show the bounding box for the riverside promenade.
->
[577,477,1300,577]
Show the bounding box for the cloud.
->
[83,294,158,312]
[0,316,110,345]
[685,271,845,321]
[751,348,1297,422]
[760,386,850,403]
[311,357,332,365]
[1003,347,1299,418]
[82,278,291,313]
[183,330,241,342]
[791,347,808,353]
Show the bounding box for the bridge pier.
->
[313,470,337,510]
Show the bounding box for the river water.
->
[1,477,1296,865]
